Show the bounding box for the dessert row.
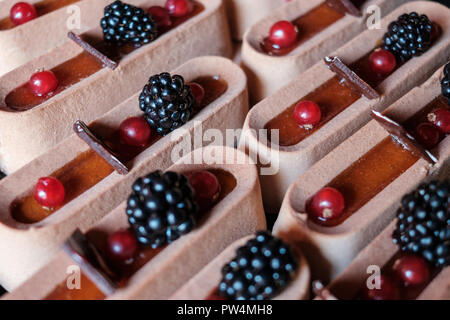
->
[0,0,240,77]
[0,0,232,173]
[240,0,410,102]
[3,59,449,300]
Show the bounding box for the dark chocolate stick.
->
[68,32,118,70]
[324,56,380,100]
[312,281,338,300]
[325,0,362,17]
[371,110,438,164]
[73,120,129,175]
[62,229,117,296]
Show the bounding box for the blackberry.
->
[393,180,450,267]
[126,170,198,248]
[100,1,158,47]
[442,62,450,103]
[382,12,433,62]
[139,72,195,136]
[218,231,298,300]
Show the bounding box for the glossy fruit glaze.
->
[10,75,228,224]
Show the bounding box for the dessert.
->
[240,1,450,212]
[318,181,449,300]
[171,232,310,300]
[0,0,232,174]
[0,0,126,76]
[0,56,248,290]
[3,146,266,299]
[241,0,409,102]
[272,63,450,281]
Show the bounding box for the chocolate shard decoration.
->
[62,229,118,296]
[312,281,338,300]
[324,56,380,100]
[74,120,129,175]
[325,0,362,17]
[371,110,438,164]
[68,32,118,70]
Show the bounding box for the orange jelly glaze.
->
[0,0,80,30]
[10,76,228,224]
[317,95,448,227]
[45,169,237,300]
[325,137,420,226]
[266,76,361,146]
[261,2,344,56]
[3,2,204,111]
[265,52,398,146]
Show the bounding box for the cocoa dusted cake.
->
[0,0,231,173]
[3,146,266,300]
[0,56,248,290]
[171,231,311,300]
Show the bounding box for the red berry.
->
[268,20,298,49]
[106,229,138,262]
[393,255,430,286]
[362,275,400,300]
[293,101,322,128]
[165,0,193,18]
[189,82,205,106]
[428,109,450,134]
[415,122,440,149]
[187,171,221,212]
[147,6,172,30]
[119,117,151,147]
[29,70,58,97]
[307,187,345,224]
[33,177,65,208]
[369,49,397,76]
[10,2,37,26]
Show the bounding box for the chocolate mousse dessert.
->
[0,0,231,174]
[2,146,266,299]
[318,180,449,300]
[241,1,450,213]
[45,169,224,300]
[0,56,247,290]
[242,0,409,101]
[272,61,450,281]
